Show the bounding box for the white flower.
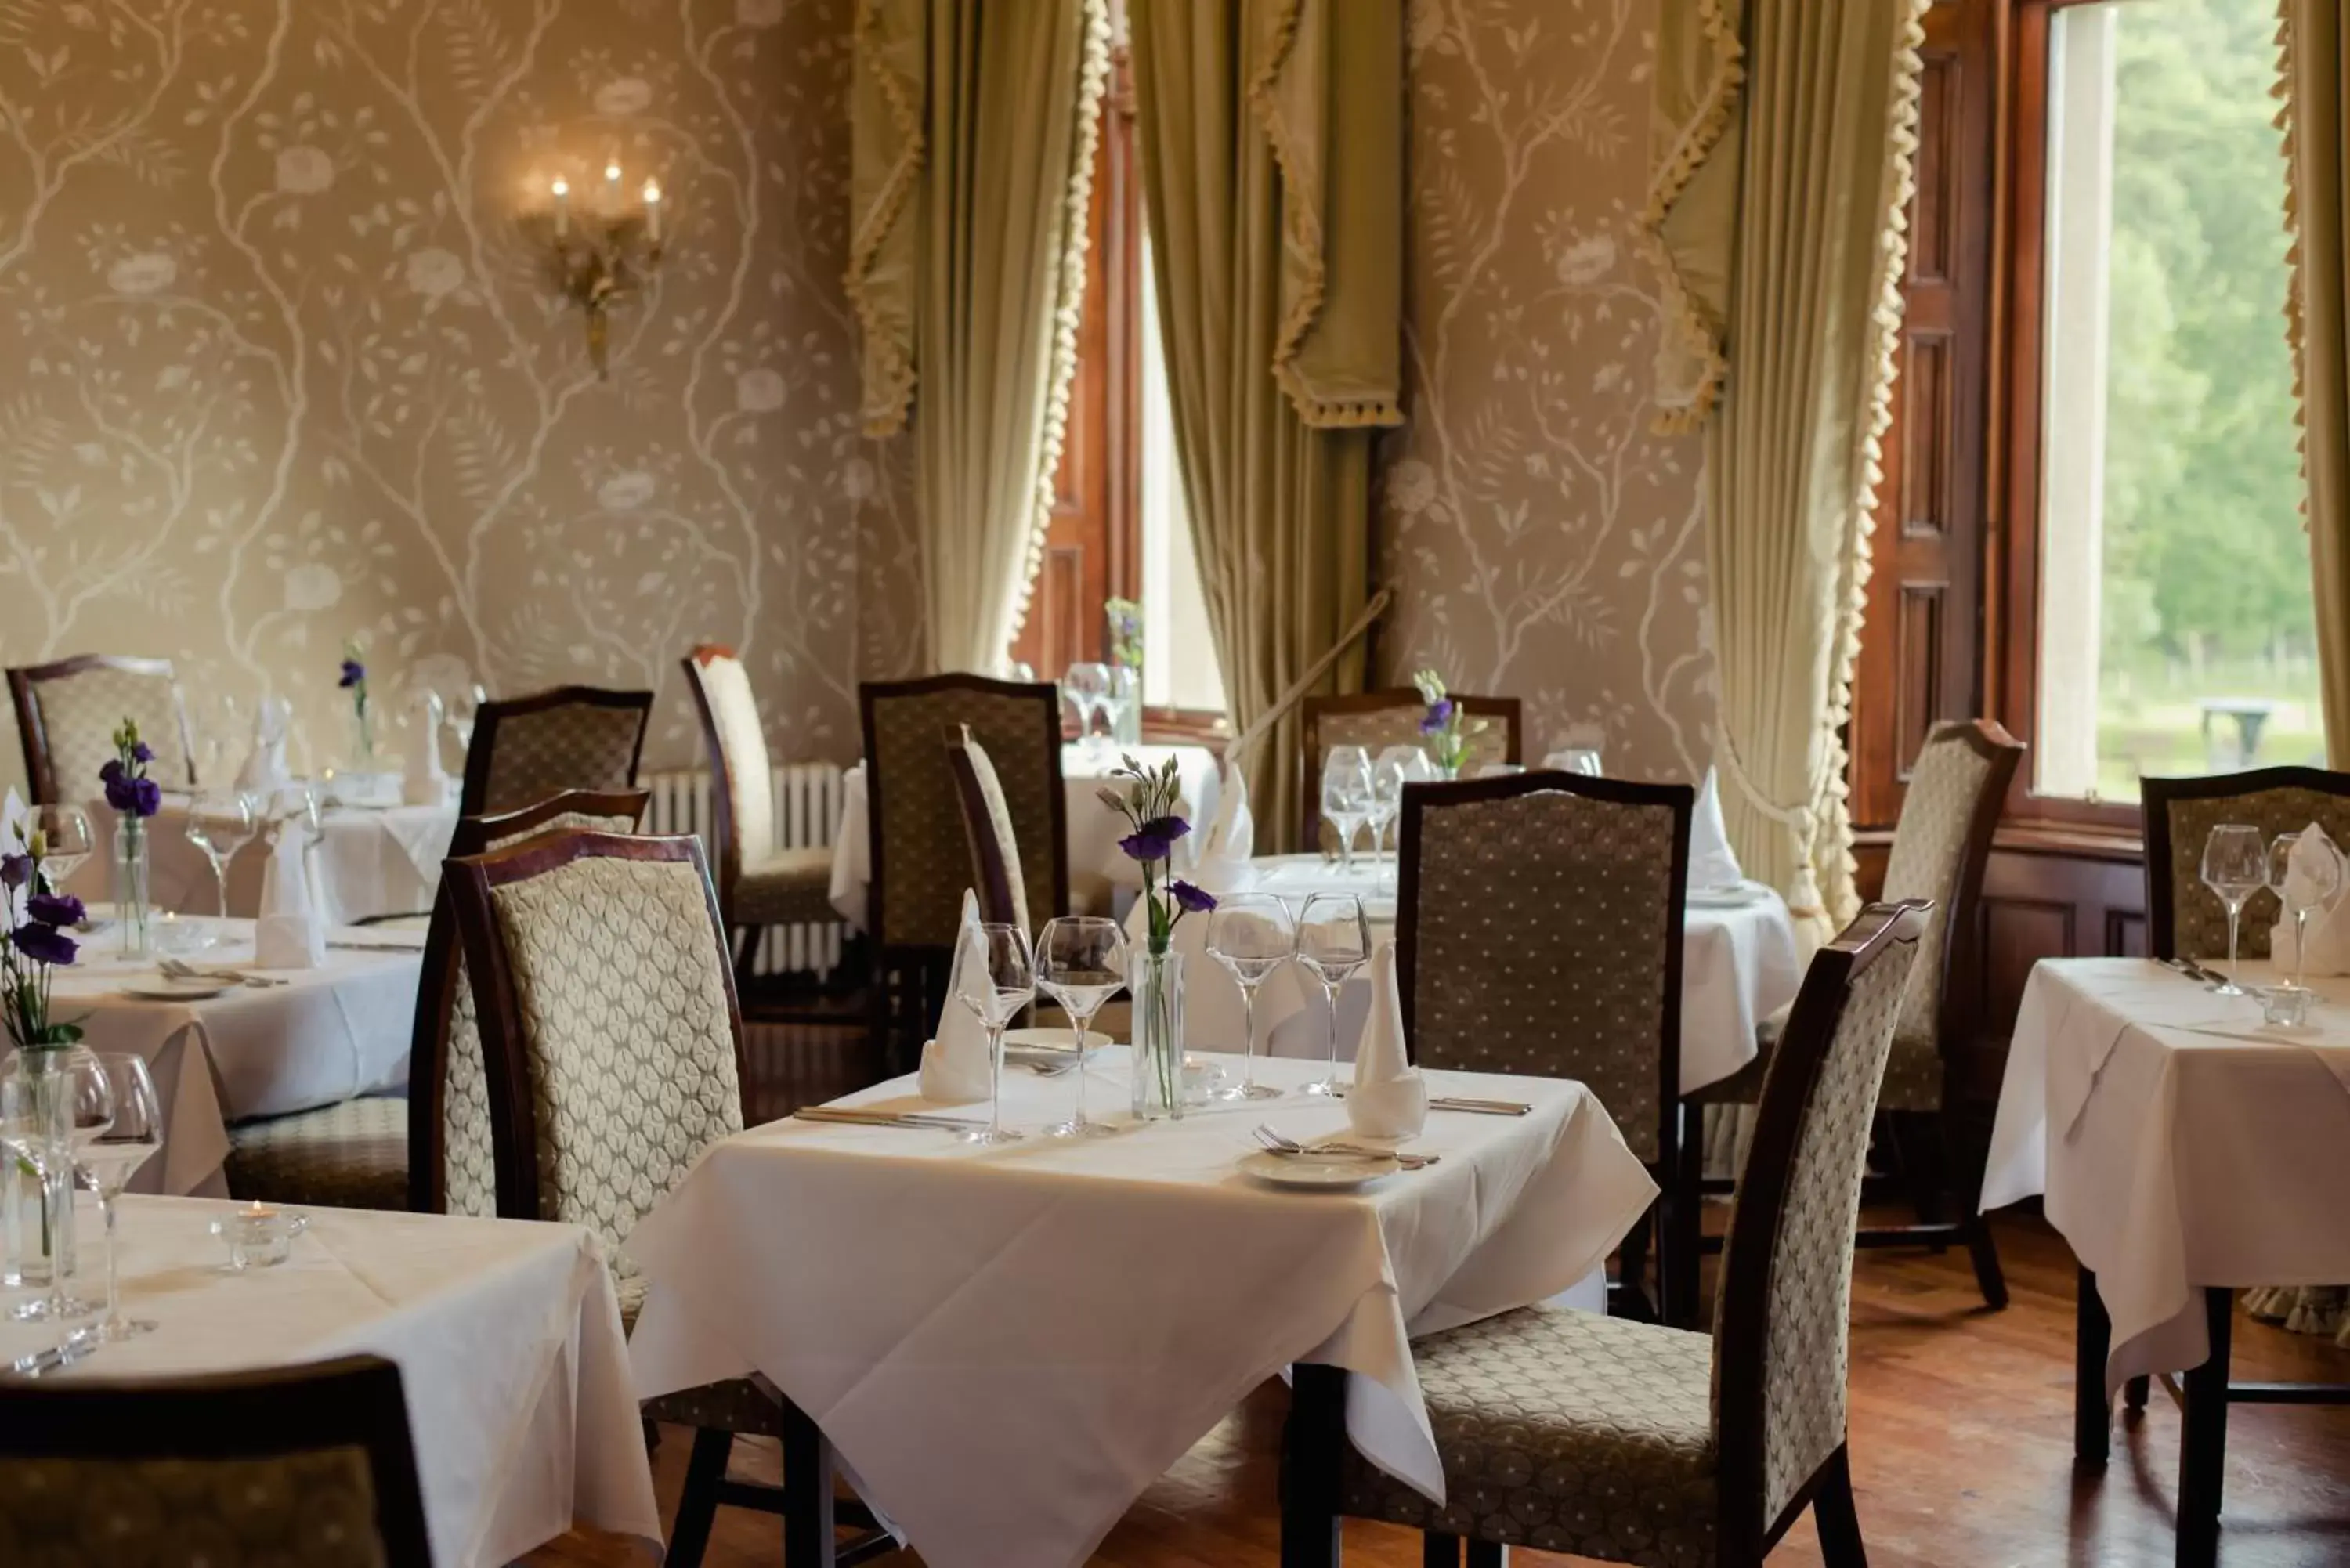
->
[274,146,335,195]
[1556,233,1617,287]
[282,562,342,612]
[594,78,653,117]
[405,247,465,298]
[107,252,176,295]
[841,457,876,501]
[598,471,656,511]
[736,367,786,412]
[1386,457,1436,515]
[736,0,784,23]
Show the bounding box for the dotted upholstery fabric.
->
[1871,728,1997,1111]
[224,1097,408,1212]
[19,663,193,800]
[474,701,645,816]
[1305,697,1517,853]
[2155,785,2350,961]
[0,1449,389,1566]
[953,736,1031,932]
[866,686,1060,949]
[1406,789,1680,1162]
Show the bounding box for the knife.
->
[792,1107,982,1131]
[9,1331,98,1378]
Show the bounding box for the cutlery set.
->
[1250,1125,1438,1169]
[2160,956,2231,989]
[8,1328,97,1379]
[157,958,286,988]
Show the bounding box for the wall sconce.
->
[543,158,663,378]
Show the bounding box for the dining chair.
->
[1395,770,1697,1324]
[443,828,890,1567]
[1279,900,1931,1568]
[681,645,837,988]
[1298,689,1521,849]
[456,684,653,817]
[945,726,1031,931]
[0,1353,432,1565]
[2142,764,2350,963]
[860,675,1067,1064]
[6,652,197,804]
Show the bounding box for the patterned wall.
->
[0,0,883,791]
[1376,0,1714,783]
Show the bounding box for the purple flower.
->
[25,892,83,928]
[1419,698,1455,735]
[0,854,28,890]
[338,657,366,689]
[131,740,154,764]
[98,758,125,786]
[106,775,163,818]
[10,923,75,966]
[1169,880,1216,914]
[1117,815,1192,864]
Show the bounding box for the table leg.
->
[2074,1264,2110,1469]
[782,1396,840,1568]
[2176,1288,2232,1568]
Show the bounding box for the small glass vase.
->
[113,813,151,959]
[1,1049,79,1290]
[1130,950,1185,1122]
[349,703,376,770]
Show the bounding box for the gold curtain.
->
[1643,0,1745,435]
[1129,0,1403,849]
[848,0,1110,674]
[1646,0,1928,948]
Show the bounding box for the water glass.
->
[1295,893,1371,1096]
[1206,894,1296,1101]
[1036,916,1127,1138]
[30,805,94,891]
[1368,746,1427,882]
[2200,823,2269,995]
[955,923,1036,1146]
[1063,663,1111,753]
[1321,747,1374,871]
[2268,829,2344,997]
[74,1054,161,1341]
[2,1049,107,1324]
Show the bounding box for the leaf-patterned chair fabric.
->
[457,685,652,818]
[2142,769,2350,963]
[1324,903,1929,1568]
[682,646,835,933]
[1298,689,1522,850]
[6,655,195,804]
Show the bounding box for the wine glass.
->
[1295,893,1371,1096]
[1321,746,1374,872]
[1550,748,1603,777]
[1036,916,1128,1138]
[197,692,243,787]
[1369,746,1428,884]
[1206,893,1294,1101]
[955,923,1035,1146]
[1062,663,1111,755]
[1104,664,1140,743]
[183,791,258,925]
[73,1054,158,1342]
[447,683,485,759]
[2268,829,2344,998]
[2,1048,107,1324]
[30,805,94,891]
[2200,823,2269,995]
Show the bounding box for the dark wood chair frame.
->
[0,1353,432,1563]
[6,652,197,804]
[1283,901,1929,1568]
[456,683,653,818]
[405,788,649,1216]
[1298,689,1523,848]
[2077,767,2350,1566]
[442,828,891,1568]
[945,731,1023,928]
[1395,770,1699,1327]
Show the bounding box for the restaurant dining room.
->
[5,0,2350,1563]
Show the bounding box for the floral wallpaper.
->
[0,0,888,789]
[1377,0,1714,784]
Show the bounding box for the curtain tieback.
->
[1715,724,1828,921]
[1224,586,1394,764]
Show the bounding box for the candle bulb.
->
[642,179,661,243]
[551,175,569,239]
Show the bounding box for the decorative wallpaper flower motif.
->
[105,254,176,295]
[282,563,343,612]
[597,471,658,511]
[274,146,335,195]
[736,367,786,412]
[403,247,466,299]
[593,77,654,117]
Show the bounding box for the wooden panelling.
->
[1896,584,1946,774]
[1900,334,1954,535]
[1909,51,1958,283]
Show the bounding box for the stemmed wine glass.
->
[1369,746,1429,888]
[74,1054,160,1341]
[2,1048,108,1324]
[955,923,1035,1146]
[1321,747,1374,872]
[197,692,243,787]
[2268,829,2344,999]
[1295,893,1371,1097]
[2200,823,2269,996]
[1063,663,1111,755]
[1036,916,1127,1139]
[184,791,258,927]
[447,683,486,760]
[1103,664,1140,744]
[1206,893,1294,1101]
[30,806,94,893]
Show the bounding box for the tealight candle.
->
[642,178,661,242]
[551,175,569,238]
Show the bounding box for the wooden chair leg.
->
[1811,1446,1867,1568]
[2124,1374,2151,1418]
[1612,1202,1656,1321]
[1962,1211,2008,1312]
[1667,1106,1706,1328]
[2075,1264,2112,1469]
[667,1427,734,1568]
[1281,1364,1347,1568]
[1463,1541,1507,1568]
[2176,1288,2232,1568]
[1422,1532,1462,1566]
[782,1396,840,1568]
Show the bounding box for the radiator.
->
[642,762,847,977]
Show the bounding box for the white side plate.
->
[1238,1149,1399,1190]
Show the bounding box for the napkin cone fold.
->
[1688,768,1744,892]
[254,824,325,969]
[235,695,293,797]
[1189,760,1255,891]
[403,689,449,807]
[918,890,993,1100]
[1347,941,1427,1139]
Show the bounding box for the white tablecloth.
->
[1982,959,2350,1394]
[46,921,423,1196]
[1141,858,1803,1094]
[624,1050,1655,1568]
[828,742,1220,928]
[69,798,458,927]
[0,1195,659,1568]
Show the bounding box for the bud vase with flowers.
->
[1102,754,1215,1118]
[2,796,88,1291]
[1412,669,1487,780]
[99,718,162,958]
[339,644,374,768]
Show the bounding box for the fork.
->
[158,958,286,988]
[1253,1125,1437,1169]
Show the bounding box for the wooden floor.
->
[527,1017,2350,1568]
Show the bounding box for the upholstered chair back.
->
[2142,768,2350,963]
[947,728,1031,933]
[0,1354,431,1566]
[1397,772,1690,1163]
[458,685,652,817]
[6,655,195,804]
[860,676,1065,951]
[1298,691,1522,850]
[682,646,777,876]
[443,832,743,1306]
[1871,719,2023,1111]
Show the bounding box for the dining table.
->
[0,1194,660,1568]
[624,1048,1655,1568]
[45,919,424,1196]
[1981,956,2350,1566]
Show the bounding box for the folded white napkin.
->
[1688,768,1744,892]
[1347,940,1427,1139]
[235,696,293,797]
[2272,823,2349,976]
[403,689,448,807]
[1189,761,1255,890]
[918,891,992,1100]
[254,822,326,969]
